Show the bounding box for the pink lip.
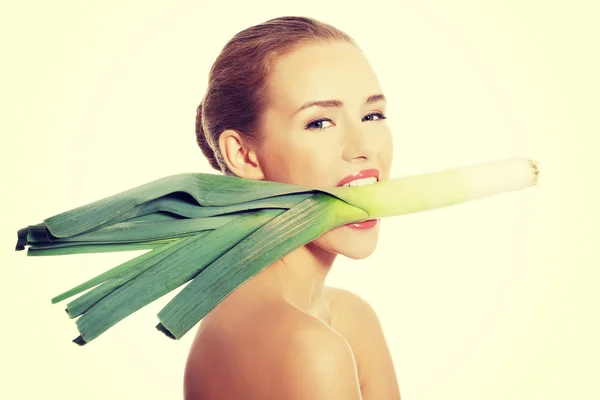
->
[336,168,381,231]
[336,168,381,187]
[347,219,379,230]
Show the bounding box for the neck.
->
[261,242,337,316]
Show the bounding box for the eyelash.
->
[304,112,387,130]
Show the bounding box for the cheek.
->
[378,130,394,176]
[263,140,338,186]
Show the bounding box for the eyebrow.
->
[292,94,386,116]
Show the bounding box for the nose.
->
[341,121,375,162]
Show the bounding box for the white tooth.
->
[346,177,377,187]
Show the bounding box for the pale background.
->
[1,1,598,399]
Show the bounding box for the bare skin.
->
[184,276,401,399]
[185,40,400,399]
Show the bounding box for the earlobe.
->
[219,130,265,180]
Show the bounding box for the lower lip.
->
[345,219,379,230]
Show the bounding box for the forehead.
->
[266,41,382,110]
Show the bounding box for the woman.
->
[185,16,401,400]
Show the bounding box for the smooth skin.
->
[185,40,400,399]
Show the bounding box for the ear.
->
[218,129,266,180]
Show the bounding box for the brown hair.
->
[195,16,357,175]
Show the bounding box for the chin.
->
[311,225,380,260]
[339,246,377,260]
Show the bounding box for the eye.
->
[305,118,334,130]
[362,112,387,122]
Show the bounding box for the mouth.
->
[336,168,381,187]
[336,168,381,230]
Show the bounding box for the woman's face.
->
[257,40,394,260]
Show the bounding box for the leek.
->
[14,157,538,345]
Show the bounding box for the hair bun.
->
[195,102,222,172]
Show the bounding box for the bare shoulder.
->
[184,300,362,400]
[325,286,384,333]
[325,286,377,318]
[325,286,402,399]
